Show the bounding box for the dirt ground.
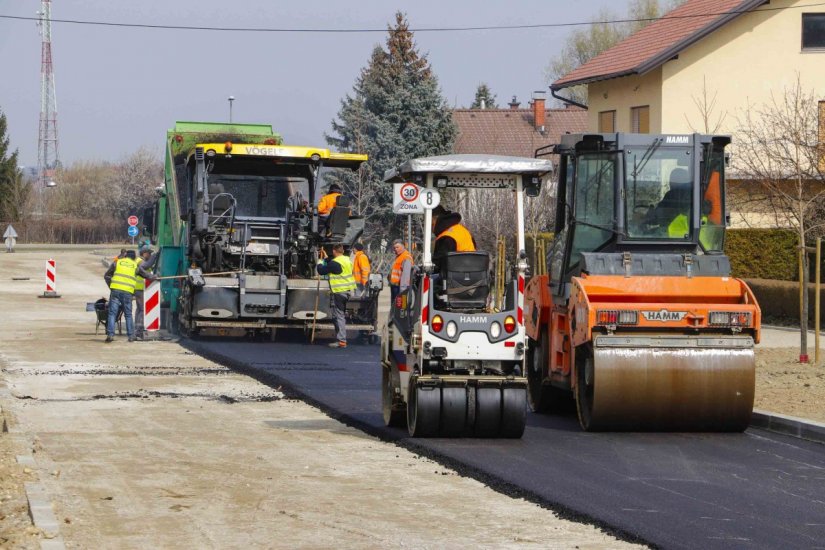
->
[754,347,825,422]
[0,246,638,548]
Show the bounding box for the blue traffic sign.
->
[127,225,139,237]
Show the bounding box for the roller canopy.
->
[384,154,554,183]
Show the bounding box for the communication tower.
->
[36,0,59,190]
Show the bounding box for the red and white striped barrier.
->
[144,279,160,332]
[40,258,61,298]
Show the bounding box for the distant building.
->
[452,91,587,157]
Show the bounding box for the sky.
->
[0,0,628,168]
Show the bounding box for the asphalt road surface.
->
[191,337,825,550]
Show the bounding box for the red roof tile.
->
[553,0,762,88]
[452,107,587,157]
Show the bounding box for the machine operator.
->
[432,205,476,264]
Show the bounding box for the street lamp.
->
[228,95,235,123]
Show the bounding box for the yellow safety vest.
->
[667,214,689,239]
[110,258,138,294]
[329,256,357,294]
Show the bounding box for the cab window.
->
[568,153,616,270]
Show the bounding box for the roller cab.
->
[525,133,760,431]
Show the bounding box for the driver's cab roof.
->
[384,154,553,186]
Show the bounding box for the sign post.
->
[4,225,18,253]
[127,215,139,245]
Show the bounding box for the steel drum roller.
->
[581,336,755,431]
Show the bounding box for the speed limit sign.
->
[400,183,419,203]
[420,189,441,210]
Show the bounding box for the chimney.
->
[532,90,546,131]
[508,95,520,110]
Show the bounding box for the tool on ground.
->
[524,133,759,431]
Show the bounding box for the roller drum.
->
[580,336,755,431]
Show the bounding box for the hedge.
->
[725,228,798,281]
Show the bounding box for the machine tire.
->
[500,387,527,438]
[382,366,406,428]
[474,387,502,437]
[440,387,468,437]
[527,332,552,413]
[407,379,440,437]
[574,345,596,431]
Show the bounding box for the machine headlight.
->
[446,321,457,338]
[490,321,501,339]
[709,311,751,327]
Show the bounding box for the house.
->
[551,0,825,228]
[452,92,587,157]
[551,0,825,136]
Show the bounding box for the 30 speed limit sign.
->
[392,183,441,214]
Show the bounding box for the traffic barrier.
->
[144,280,160,332]
[39,258,61,298]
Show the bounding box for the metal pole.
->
[814,237,822,365]
[228,95,235,123]
[406,215,412,252]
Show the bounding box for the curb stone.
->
[751,409,825,445]
[25,482,66,548]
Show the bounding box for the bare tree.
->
[734,75,825,359]
[684,76,727,134]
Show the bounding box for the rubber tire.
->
[382,367,406,428]
[440,387,468,437]
[574,345,596,432]
[407,381,441,437]
[527,333,552,413]
[500,387,527,438]
[474,387,502,438]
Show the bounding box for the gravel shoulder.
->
[0,247,637,548]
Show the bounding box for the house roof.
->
[451,107,588,158]
[553,0,766,89]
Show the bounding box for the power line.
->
[1,2,825,34]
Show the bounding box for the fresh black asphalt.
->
[190,337,825,550]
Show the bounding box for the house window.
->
[599,110,616,132]
[802,13,825,49]
[631,106,650,133]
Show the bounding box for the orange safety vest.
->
[317,192,341,216]
[390,250,413,286]
[353,251,371,285]
[436,223,476,252]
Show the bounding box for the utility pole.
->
[228,95,235,123]
[36,0,59,211]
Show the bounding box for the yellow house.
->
[552,0,825,136]
[552,0,825,228]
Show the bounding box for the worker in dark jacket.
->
[432,205,477,264]
[316,244,356,349]
[103,250,155,343]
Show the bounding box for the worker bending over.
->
[133,246,158,340]
[103,250,155,343]
[352,243,371,297]
[389,239,413,306]
[317,244,356,349]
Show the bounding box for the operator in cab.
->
[432,205,476,265]
[317,183,343,217]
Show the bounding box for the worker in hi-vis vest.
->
[432,205,476,264]
[103,249,155,343]
[352,242,371,297]
[316,244,357,349]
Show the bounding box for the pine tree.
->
[326,12,457,239]
[0,109,28,222]
[471,83,498,109]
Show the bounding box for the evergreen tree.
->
[0,109,28,222]
[326,12,457,239]
[471,83,498,109]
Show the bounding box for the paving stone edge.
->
[751,409,825,445]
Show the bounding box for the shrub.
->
[725,228,798,281]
